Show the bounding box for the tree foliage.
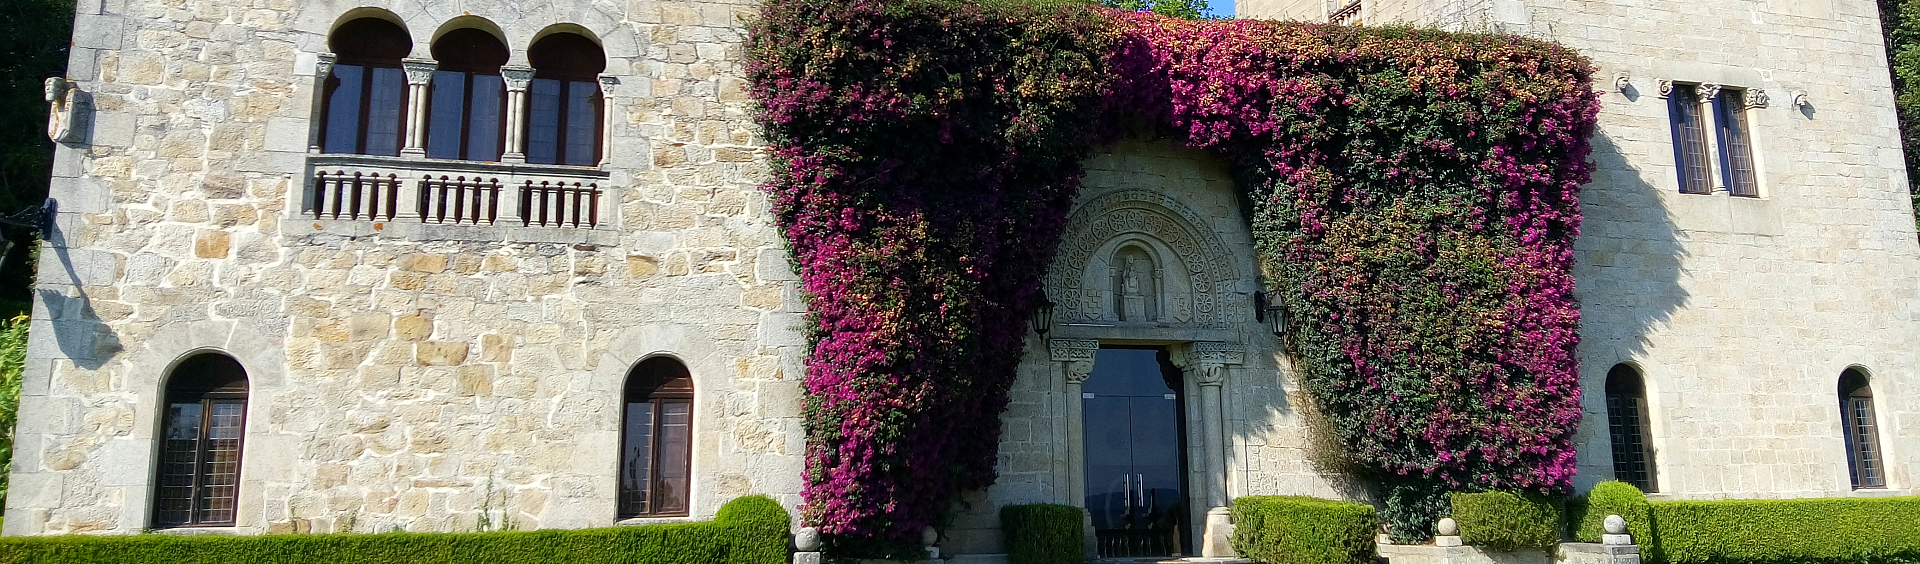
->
[0,0,76,317]
[1881,0,1920,231]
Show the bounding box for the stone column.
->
[1049,338,1098,559]
[1696,82,1725,192]
[400,58,437,157]
[500,65,534,163]
[308,53,336,154]
[1191,341,1245,558]
[598,74,620,167]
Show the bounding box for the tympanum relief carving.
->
[1048,190,1244,328]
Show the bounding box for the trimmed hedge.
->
[0,496,790,564]
[1567,481,1652,544]
[1647,496,1920,564]
[1231,496,1376,564]
[1449,491,1560,552]
[999,504,1083,564]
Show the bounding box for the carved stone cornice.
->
[1049,339,1099,362]
[501,65,534,91]
[401,58,437,85]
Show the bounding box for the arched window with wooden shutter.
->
[620,357,693,518]
[153,353,250,528]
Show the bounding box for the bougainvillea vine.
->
[750,0,1599,550]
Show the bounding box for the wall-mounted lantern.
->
[1254,290,1286,337]
[1031,291,1056,337]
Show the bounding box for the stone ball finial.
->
[1435,517,1459,536]
[795,527,822,552]
[922,525,940,546]
[1603,515,1627,535]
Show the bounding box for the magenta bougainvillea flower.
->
[750,0,1598,550]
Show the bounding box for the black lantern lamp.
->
[1032,291,1056,337]
[1255,290,1286,337]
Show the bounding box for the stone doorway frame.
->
[1050,338,1244,558]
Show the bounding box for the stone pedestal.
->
[1559,543,1641,564]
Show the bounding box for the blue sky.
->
[1204,0,1234,18]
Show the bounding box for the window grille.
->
[620,358,694,518]
[1604,364,1657,492]
[1713,90,1759,197]
[1840,370,1885,489]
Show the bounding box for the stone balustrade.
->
[297,154,618,244]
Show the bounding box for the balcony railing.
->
[303,155,610,231]
[1329,0,1361,24]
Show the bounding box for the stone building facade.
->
[8,0,1918,559]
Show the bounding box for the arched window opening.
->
[1604,364,1656,492]
[321,17,411,156]
[527,33,606,166]
[154,353,250,528]
[426,28,510,161]
[1840,369,1886,489]
[620,357,693,518]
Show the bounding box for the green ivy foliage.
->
[0,496,790,564]
[1231,496,1377,564]
[999,504,1084,564]
[1879,0,1920,231]
[1449,491,1561,551]
[0,315,26,505]
[1646,496,1920,564]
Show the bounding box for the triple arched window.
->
[153,353,250,528]
[1839,368,1886,489]
[320,17,607,165]
[1604,364,1657,492]
[620,357,694,518]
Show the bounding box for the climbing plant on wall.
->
[749,0,1599,552]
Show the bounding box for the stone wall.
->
[10,0,806,535]
[1236,0,1920,499]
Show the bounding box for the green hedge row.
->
[999,504,1083,564]
[1231,496,1376,564]
[1647,495,1920,564]
[1449,491,1560,551]
[1566,481,1652,543]
[0,496,791,564]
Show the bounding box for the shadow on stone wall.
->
[38,209,121,370]
[1580,131,1690,364]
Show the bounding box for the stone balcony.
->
[287,154,620,245]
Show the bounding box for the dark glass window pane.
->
[1715,92,1758,197]
[564,81,600,166]
[426,71,468,160]
[321,65,365,154]
[1840,372,1885,490]
[468,75,506,161]
[365,67,406,156]
[620,402,655,516]
[527,78,562,164]
[199,401,245,524]
[155,402,203,526]
[1669,85,1712,194]
[1604,365,1656,492]
[657,401,692,514]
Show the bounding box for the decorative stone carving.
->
[401,58,438,85]
[599,74,620,96]
[1048,339,1099,362]
[1197,364,1225,386]
[1614,73,1631,94]
[794,527,822,551]
[1048,190,1243,327]
[1603,514,1626,535]
[1792,91,1811,109]
[501,65,535,91]
[1745,88,1769,109]
[1696,82,1722,103]
[1191,341,1246,365]
[1065,360,1094,384]
[1656,79,1673,98]
[44,77,87,144]
[315,53,337,78]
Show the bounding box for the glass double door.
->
[1083,348,1190,558]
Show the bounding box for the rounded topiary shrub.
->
[1569,481,1650,543]
[1450,491,1562,551]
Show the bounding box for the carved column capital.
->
[501,65,534,91]
[1745,88,1769,109]
[1191,341,1246,365]
[1065,360,1094,384]
[1197,364,1225,386]
[598,74,620,96]
[1655,79,1673,99]
[1048,339,1099,362]
[401,58,437,85]
[315,53,337,77]
[1696,82,1722,103]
